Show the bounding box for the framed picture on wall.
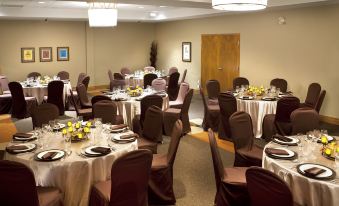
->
[21,47,35,63]
[39,47,52,62]
[57,47,69,61]
[182,42,191,62]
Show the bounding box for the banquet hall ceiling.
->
[0,0,338,22]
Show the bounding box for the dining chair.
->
[27,72,41,79]
[167,72,180,101]
[151,78,166,91]
[31,103,59,128]
[113,73,124,80]
[81,76,90,91]
[77,73,87,86]
[168,67,178,75]
[200,87,220,132]
[143,73,157,89]
[233,77,249,89]
[133,94,163,129]
[314,90,326,113]
[120,67,132,76]
[0,160,63,206]
[270,78,288,93]
[110,79,126,90]
[0,76,10,91]
[69,89,92,120]
[91,95,112,106]
[180,69,187,83]
[290,108,319,135]
[76,83,92,109]
[206,80,220,105]
[163,89,193,135]
[144,66,155,72]
[208,130,250,206]
[246,167,293,206]
[8,81,37,119]
[229,111,263,167]
[169,82,189,109]
[300,83,321,109]
[148,120,183,205]
[57,71,69,80]
[218,92,237,140]
[107,70,114,82]
[93,100,123,125]
[89,150,153,206]
[47,80,64,115]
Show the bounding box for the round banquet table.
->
[236,97,277,138]
[4,132,138,206]
[22,82,72,105]
[263,137,339,206]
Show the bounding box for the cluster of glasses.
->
[266,86,281,98]
[235,85,249,98]
[33,122,55,150]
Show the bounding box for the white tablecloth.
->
[237,98,277,138]
[4,133,138,206]
[263,139,339,206]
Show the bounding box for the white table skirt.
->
[237,99,277,138]
[4,134,138,206]
[263,139,339,206]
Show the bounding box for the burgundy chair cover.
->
[142,106,163,143]
[27,72,41,79]
[274,96,300,135]
[76,83,92,109]
[93,100,123,125]
[143,73,158,89]
[148,120,183,205]
[301,82,321,108]
[180,69,187,83]
[168,67,178,75]
[291,108,319,135]
[270,78,288,93]
[81,76,90,91]
[208,130,249,206]
[246,167,293,206]
[113,73,124,80]
[9,82,34,119]
[0,160,63,206]
[91,95,112,106]
[69,89,92,120]
[177,88,193,134]
[169,82,189,109]
[0,76,10,91]
[107,70,114,82]
[77,73,87,86]
[200,87,220,132]
[139,95,163,128]
[151,78,166,91]
[89,150,153,206]
[144,66,155,72]
[0,93,12,114]
[315,90,326,113]
[47,81,64,115]
[32,103,59,128]
[57,71,69,80]
[229,111,263,167]
[206,80,220,100]
[110,79,126,90]
[120,67,132,76]
[167,72,180,101]
[218,92,237,140]
[233,77,249,89]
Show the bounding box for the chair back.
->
[291,108,319,135]
[76,83,91,108]
[174,82,189,103]
[180,69,187,83]
[114,73,124,80]
[218,92,237,138]
[77,73,87,86]
[167,72,180,100]
[208,129,225,191]
[0,160,40,206]
[91,95,112,105]
[110,150,153,206]
[27,72,41,79]
[47,80,64,115]
[143,73,157,89]
[180,89,193,116]
[275,96,300,123]
[110,79,126,90]
[168,67,178,75]
[270,78,288,93]
[0,76,9,91]
[81,76,90,90]
[32,103,59,128]
[144,66,155,72]
[151,78,166,91]
[93,100,118,124]
[142,106,163,142]
[167,120,183,166]
[315,90,326,113]
[246,167,293,206]
[305,83,321,107]
[206,80,220,99]
[233,77,249,89]
[140,95,163,126]
[69,89,80,115]
[120,67,132,76]
[107,70,114,82]
[57,71,69,80]
[229,111,254,151]
[8,81,27,119]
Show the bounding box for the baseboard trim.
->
[320,115,339,125]
[88,85,109,91]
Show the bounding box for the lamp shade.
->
[212,0,268,11]
[88,8,118,27]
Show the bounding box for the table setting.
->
[124,69,166,87]
[263,130,339,206]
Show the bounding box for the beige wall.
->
[155,5,339,119]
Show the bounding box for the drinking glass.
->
[335,148,339,170]
[64,134,72,155]
[235,86,240,93]
[297,136,304,161]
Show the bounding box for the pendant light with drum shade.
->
[88,0,118,27]
[212,0,268,11]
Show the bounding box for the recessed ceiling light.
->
[38,1,45,4]
[159,6,167,8]
[149,12,157,17]
[138,6,144,9]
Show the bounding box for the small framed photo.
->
[57,47,69,61]
[182,42,191,62]
[21,47,35,63]
[39,47,52,62]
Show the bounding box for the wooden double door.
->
[201,34,240,92]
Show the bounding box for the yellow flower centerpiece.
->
[62,121,91,142]
[127,86,143,97]
[39,75,52,85]
[321,136,337,160]
[246,85,265,96]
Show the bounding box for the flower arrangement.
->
[247,85,265,96]
[39,75,52,84]
[127,86,143,97]
[321,135,337,160]
[62,121,92,142]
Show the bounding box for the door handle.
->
[217,68,223,70]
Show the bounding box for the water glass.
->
[64,134,71,155]
[335,152,339,170]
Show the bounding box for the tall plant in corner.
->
[150,41,157,69]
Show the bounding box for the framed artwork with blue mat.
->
[57,47,69,61]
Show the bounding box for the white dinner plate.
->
[13,133,37,141]
[6,143,37,154]
[83,146,111,156]
[273,136,299,145]
[262,97,276,101]
[112,131,135,141]
[297,163,336,180]
[239,96,254,100]
[265,147,296,159]
[35,149,66,161]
